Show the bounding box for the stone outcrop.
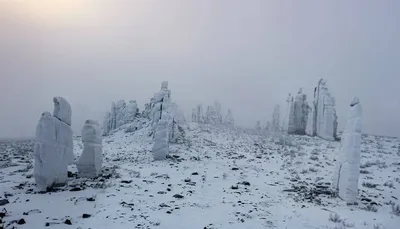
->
[224,109,234,127]
[332,97,362,203]
[77,120,103,178]
[102,100,138,136]
[272,105,281,132]
[306,79,338,140]
[288,89,309,135]
[283,94,293,133]
[34,97,73,190]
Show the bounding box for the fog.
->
[1,0,399,138]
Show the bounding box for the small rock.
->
[232,167,239,171]
[191,172,199,176]
[86,197,95,202]
[158,191,167,195]
[64,219,72,225]
[159,203,170,208]
[82,214,91,218]
[69,187,82,192]
[45,222,50,227]
[17,219,26,225]
[121,180,132,184]
[167,188,171,192]
[231,185,239,190]
[184,178,191,182]
[173,194,184,199]
[239,181,250,186]
[166,211,172,214]
[0,199,9,206]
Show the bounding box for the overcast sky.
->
[1,0,399,138]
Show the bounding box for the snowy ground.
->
[1,123,399,229]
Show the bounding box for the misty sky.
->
[1,0,399,138]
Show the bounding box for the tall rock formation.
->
[34,97,73,190]
[151,81,173,160]
[102,100,138,136]
[224,109,234,127]
[77,120,103,178]
[282,94,293,133]
[288,89,308,135]
[306,79,337,140]
[272,105,281,132]
[332,97,362,203]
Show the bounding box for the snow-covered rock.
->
[102,99,139,136]
[305,105,315,136]
[272,105,281,132]
[53,97,72,126]
[306,79,337,140]
[77,120,103,178]
[282,94,293,133]
[152,118,170,160]
[53,97,73,165]
[332,97,362,203]
[34,112,70,190]
[288,89,308,135]
[122,100,138,124]
[224,109,234,127]
[171,102,185,124]
[150,81,172,134]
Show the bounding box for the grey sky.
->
[1,0,399,138]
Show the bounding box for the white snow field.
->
[0,122,399,229]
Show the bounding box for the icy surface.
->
[1,121,399,229]
[333,97,363,203]
[77,120,103,178]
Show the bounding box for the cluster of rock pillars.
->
[33,79,363,204]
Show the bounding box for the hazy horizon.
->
[1,0,399,138]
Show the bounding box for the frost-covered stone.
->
[150,81,171,133]
[272,105,281,132]
[114,100,127,128]
[288,89,308,135]
[306,79,337,140]
[214,101,223,124]
[192,108,198,122]
[102,99,139,136]
[282,94,293,133]
[77,120,103,178]
[53,97,73,165]
[305,105,314,136]
[53,97,72,126]
[171,102,185,124]
[34,98,73,190]
[122,100,138,124]
[152,118,170,160]
[224,109,234,127]
[332,97,362,204]
[195,104,205,123]
[34,112,65,190]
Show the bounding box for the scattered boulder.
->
[0,200,8,206]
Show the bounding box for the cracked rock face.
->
[332,97,362,203]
